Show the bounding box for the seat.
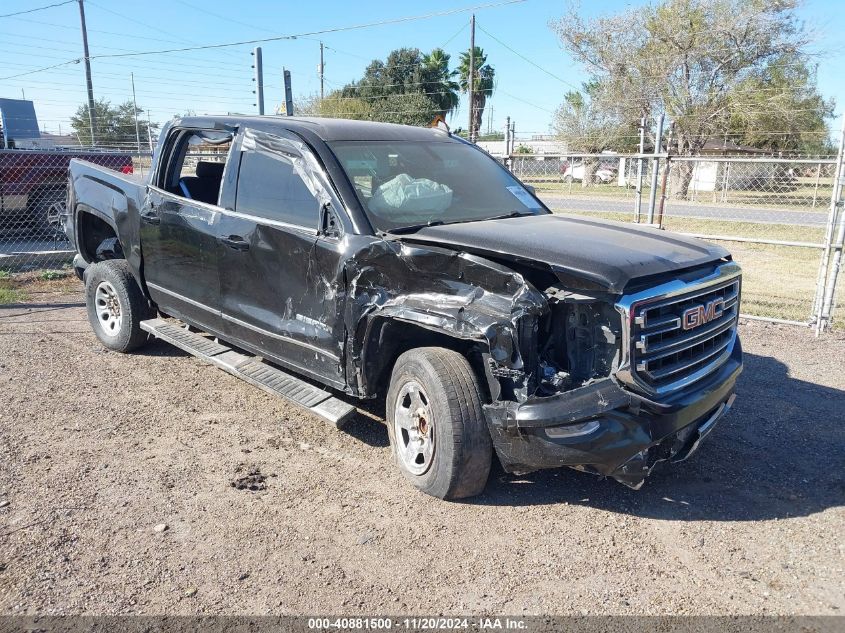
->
[179,161,225,205]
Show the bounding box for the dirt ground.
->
[0,281,843,616]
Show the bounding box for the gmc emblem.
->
[682,299,724,330]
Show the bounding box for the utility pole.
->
[77,0,96,145]
[510,120,515,152]
[252,46,264,115]
[283,68,293,116]
[130,73,141,159]
[146,111,153,152]
[467,14,475,142]
[504,115,511,168]
[319,42,325,101]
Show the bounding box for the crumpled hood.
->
[400,214,730,293]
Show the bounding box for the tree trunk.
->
[670,159,694,199]
[582,158,598,188]
[472,94,486,138]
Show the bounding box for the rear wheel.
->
[386,347,493,500]
[29,188,66,237]
[84,260,154,352]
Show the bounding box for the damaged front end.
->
[347,233,742,490]
[482,261,743,490]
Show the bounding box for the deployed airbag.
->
[370,174,453,219]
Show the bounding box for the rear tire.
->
[386,347,493,500]
[84,260,154,352]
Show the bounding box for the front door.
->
[140,127,234,333]
[216,128,347,388]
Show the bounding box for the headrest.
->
[196,161,225,179]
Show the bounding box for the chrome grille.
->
[617,264,741,396]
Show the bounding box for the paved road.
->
[537,193,829,226]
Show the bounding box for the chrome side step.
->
[140,318,356,428]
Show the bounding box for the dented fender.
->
[343,238,547,396]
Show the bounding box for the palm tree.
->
[421,48,460,119]
[458,46,495,137]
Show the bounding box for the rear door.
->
[216,128,347,387]
[141,127,234,333]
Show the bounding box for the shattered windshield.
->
[328,140,549,233]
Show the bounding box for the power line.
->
[0,0,74,19]
[476,22,579,90]
[1,59,80,80]
[85,0,525,60]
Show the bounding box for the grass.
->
[0,286,25,305]
[39,269,72,281]
[0,268,80,305]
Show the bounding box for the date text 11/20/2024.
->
[308,617,527,630]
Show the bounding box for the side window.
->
[234,136,320,228]
[157,129,233,206]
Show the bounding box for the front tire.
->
[386,347,493,500]
[84,260,154,352]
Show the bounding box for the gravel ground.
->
[0,283,843,616]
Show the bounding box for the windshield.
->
[329,140,548,232]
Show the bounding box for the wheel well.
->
[78,211,121,262]
[361,318,491,402]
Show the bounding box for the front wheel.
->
[386,347,493,500]
[85,259,154,352]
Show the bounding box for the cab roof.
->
[171,115,455,143]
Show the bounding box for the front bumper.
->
[483,337,742,489]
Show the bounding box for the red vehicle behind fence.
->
[0,149,133,235]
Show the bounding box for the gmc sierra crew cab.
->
[65,116,742,500]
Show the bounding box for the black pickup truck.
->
[65,116,742,499]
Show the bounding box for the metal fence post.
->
[646,114,664,224]
[811,162,822,208]
[634,117,646,222]
[813,116,845,334]
[819,201,845,330]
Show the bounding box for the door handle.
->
[221,235,250,251]
[140,212,160,225]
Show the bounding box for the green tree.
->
[420,48,460,119]
[553,84,638,186]
[369,93,441,126]
[71,98,157,148]
[727,53,834,155]
[342,48,426,100]
[291,92,372,120]
[457,46,495,138]
[341,47,458,125]
[551,0,833,198]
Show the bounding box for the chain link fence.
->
[504,150,845,328]
[2,143,844,329]
[0,149,148,272]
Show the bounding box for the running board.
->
[140,318,356,428]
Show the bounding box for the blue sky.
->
[1,0,843,142]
